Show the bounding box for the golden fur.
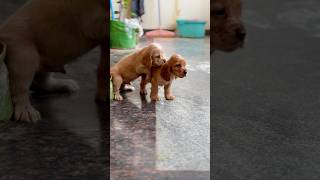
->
[145,54,187,101]
[0,0,106,122]
[110,43,166,101]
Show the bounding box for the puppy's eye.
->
[175,64,181,68]
[212,8,226,16]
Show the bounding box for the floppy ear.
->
[160,63,171,81]
[141,46,153,68]
[171,53,181,59]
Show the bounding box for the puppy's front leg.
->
[164,83,175,100]
[96,43,107,102]
[150,79,160,101]
[7,43,41,122]
[112,74,123,101]
[140,74,148,95]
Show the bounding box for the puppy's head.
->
[211,0,246,52]
[161,54,187,81]
[141,43,166,68]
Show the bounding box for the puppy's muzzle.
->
[235,27,246,40]
[184,69,187,75]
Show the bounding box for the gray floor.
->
[212,0,320,179]
[110,37,210,179]
[154,38,210,171]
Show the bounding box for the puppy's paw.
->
[45,78,79,93]
[165,95,175,100]
[140,89,147,95]
[151,95,160,101]
[123,84,135,91]
[57,79,79,93]
[14,104,41,123]
[114,94,123,101]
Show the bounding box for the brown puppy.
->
[211,0,246,53]
[147,54,187,101]
[0,0,107,122]
[110,43,166,101]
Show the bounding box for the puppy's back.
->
[0,0,106,61]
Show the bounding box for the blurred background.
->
[213,0,320,179]
[0,0,108,179]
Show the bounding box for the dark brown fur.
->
[211,0,246,53]
[0,0,107,122]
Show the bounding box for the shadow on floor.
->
[0,48,108,179]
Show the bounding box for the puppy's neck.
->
[160,63,173,82]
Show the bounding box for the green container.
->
[110,20,137,49]
[0,42,13,124]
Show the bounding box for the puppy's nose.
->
[236,28,246,40]
[163,59,166,63]
[184,70,187,75]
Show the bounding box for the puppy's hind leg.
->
[32,71,79,93]
[6,43,41,122]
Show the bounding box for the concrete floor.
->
[213,0,320,179]
[0,1,107,179]
[110,37,210,179]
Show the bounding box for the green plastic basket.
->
[0,42,13,124]
[110,20,137,49]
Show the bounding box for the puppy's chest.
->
[157,77,170,86]
[135,65,150,74]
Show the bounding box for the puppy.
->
[146,54,187,101]
[211,0,246,53]
[110,43,166,101]
[0,0,107,122]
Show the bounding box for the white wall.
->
[110,0,210,30]
[141,0,210,30]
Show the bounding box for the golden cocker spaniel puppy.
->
[0,0,107,122]
[110,43,166,101]
[145,54,187,101]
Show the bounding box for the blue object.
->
[176,19,206,38]
[110,0,115,20]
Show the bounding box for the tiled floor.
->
[110,37,210,179]
[0,1,107,179]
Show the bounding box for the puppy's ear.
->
[141,46,153,68]
[171,53,180,59]
[160,63,171,81]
